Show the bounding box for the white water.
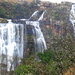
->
[26,10,47,53]
[70,3,75,36]
[29,10,39,20]
[0,10,47,73]
[0,19,24,71]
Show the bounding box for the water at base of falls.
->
[0,19,24,71]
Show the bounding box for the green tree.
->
[0,6,6,17]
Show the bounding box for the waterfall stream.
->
[26,10,47,53]
[70,3,75,36]
[0,19,24,71]
[0,10,47,73]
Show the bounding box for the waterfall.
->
[0,10,47,73]
[0,19,24,71]
[29,10,39,20]
[26,10,47,54]
[70,3,75,36]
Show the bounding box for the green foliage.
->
[14,56,37,75]
[14,34,75,75]
[37,51,54,63]
[0,6,6,17]
[0,1,38,19]
[14,65,33,75]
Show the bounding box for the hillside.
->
[0,0,34,3]
[0,1,39,19]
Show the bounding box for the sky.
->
[41,0,75,3]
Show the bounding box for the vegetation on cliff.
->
[13,35,75,75]
[0,1,39,19]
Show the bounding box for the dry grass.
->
[64,64,75,75]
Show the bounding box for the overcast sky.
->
[41,0,75,3]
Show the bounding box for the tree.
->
[0,6,6,17]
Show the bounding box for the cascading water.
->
[0,19,24,72]
[0,10,47,73]
[26,10,47,54]
[70,3,75,36]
